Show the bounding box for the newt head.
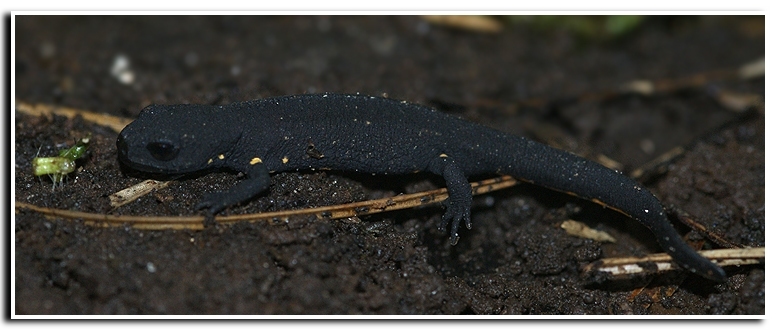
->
[116,103,240,175]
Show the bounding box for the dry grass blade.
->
[421,15,503,33]
[629,146,686,180]
[584,247,764,278]
[15,100,132,133]
[739,57,765,80]
[17,176,518,230]
[671,206,742,249]
[621,57,763,96]
[709,89,764,113]
[16,201,206,230]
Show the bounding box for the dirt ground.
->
[13,15,764,315]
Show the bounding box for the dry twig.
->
[17,176,518,230]
[584,247,764,278]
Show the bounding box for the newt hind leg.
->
[428,155,473,245]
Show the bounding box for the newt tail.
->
[500,137,726,281]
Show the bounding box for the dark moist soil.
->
[14,16,764,315]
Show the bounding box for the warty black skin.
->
[116,93,726,282]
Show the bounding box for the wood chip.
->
[110,179,171,208]
[561,220,616,243]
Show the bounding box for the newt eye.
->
[146,141,179,161]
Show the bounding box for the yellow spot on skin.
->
[250,157,263,165]
[218,154,225,160]
[439,153,448,158]
[207,159,213,164]
[282,156,289,164]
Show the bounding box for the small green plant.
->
[33,133,91,190]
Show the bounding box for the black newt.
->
[116,93,726,282]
